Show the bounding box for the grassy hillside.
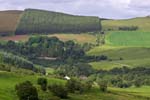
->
[106,31,150,47]
[0,10,22,35]
[88,24,150,70]
[102,17,150,31]
[110,86,150,98]
[15,9,101,34]
[87,46,150,60]
[88,46,150,70]
[88,41,150,70]
[0,71,149,100]
[0,72,65,100]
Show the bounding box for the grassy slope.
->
[0,71,149,100]
[110,86,150,98]
[0,10,22,34]
[88,45,150,70]
[0,71,65,100]
[88,17,150,70]
[102,17,150,31]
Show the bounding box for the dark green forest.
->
[15,9,101,34]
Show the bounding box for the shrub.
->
[15,81,38,100]
[98,80,108,92]
[117,81,132,88]
[134,79,142,87]
[66,78,82,93]
[48,84,68,98]
[37,78,47,91]
[66,78,92,94]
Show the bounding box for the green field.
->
[110,86,150,98]
[90,58,150,70]
[106,31,150,47]
[88,31,150,70]
[0,71,149,100]
[0,71,65,100]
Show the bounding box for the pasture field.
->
[102,17,150,31]
[87,46,150,60]
[90,58,150,70]
[88,46,150,70]
[106,31,150,47]
[88,31,150,70]
[110,86,150,98]
[0,71,149,100]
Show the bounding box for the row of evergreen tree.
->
[15,9,101,34]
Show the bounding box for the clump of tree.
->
[97,80,108,92]
[37,77,47,91]
[15,81,39,100]
[66,78,92,94]
[0,36,108,67]
[0,63,11,72]
[55,63,94,77]
[48,84,68,99]
[118,26,138,31]
[0,51,35,71]
[96,66,150,88]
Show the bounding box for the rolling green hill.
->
[15,9,101,34]
[88,17,150,70]
[0,10,22,35]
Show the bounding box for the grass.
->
[110,86,150,98]
[69,87,149,100]
[87,31,150,70]
[48,34,96,44]
[0,71,149,100]
[87,45,150,60]
[0,71,65,100]
[89,61,126,70]
[0,10,22,34]
[90,58,150,70]
[106,31,150,47]
[102,17,150,31]
[45,68,55,74]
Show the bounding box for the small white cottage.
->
[64,76,71,80]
